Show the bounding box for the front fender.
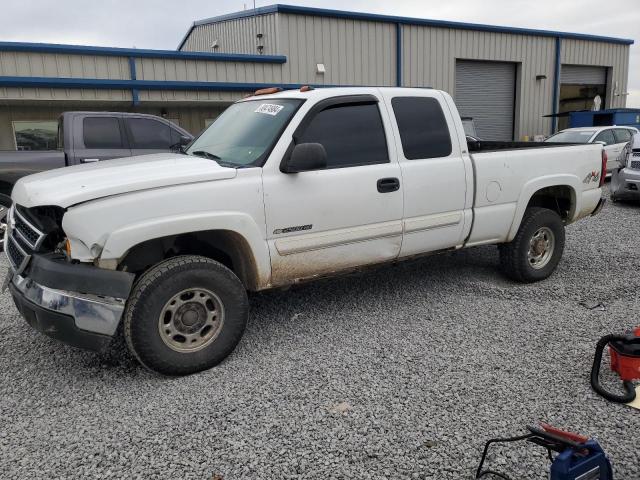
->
[506,174,580,242]
[98,211,271,286]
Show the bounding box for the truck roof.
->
[239,86,436,102]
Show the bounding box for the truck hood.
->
[11,153,237,208]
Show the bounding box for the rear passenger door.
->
[382,90,469,257]
[124,116,183,156]
[72,116,132,164]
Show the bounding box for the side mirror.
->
[171,135,192,153]
[281,143,327,173]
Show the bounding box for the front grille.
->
[13,207,45,249]
[6,236,27,272]
[5,205,47,274]
[631,160,640,170]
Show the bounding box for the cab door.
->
[71,115,132,164]
[381,89,470,257]
[261,93,403,286]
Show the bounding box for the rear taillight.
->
[600,149,607,187]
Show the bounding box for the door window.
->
[83,117,124,149]
[614,129,633,144]
[297,102,389,169]
[127,118,172,149]
[391,97,452,159]
[593,129,615,146]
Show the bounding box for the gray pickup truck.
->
[0,111,193,250]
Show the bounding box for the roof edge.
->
[191,4,634,45]
[0,41,286,63]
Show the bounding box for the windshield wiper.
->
[190,151,243,169]
[191,150,221,160]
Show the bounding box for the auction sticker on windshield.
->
[255,104,284,116]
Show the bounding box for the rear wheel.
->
[124,255,248,375]
[499,207,565,283]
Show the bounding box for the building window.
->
[12,121,58,151]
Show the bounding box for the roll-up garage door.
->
[560,65,607,85]
[455,60,516,141]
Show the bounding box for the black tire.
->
[0,193,11,253]
[124,255,248,375]
[499,207,565,283]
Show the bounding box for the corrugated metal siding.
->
[560,65,607,84]
[133,57,284,84]
[181,14,279,54]
[455,60,516,140]
[276,13,395,86]
[0,51,129,79]
[401,25,557,139]
[561,39,629,108]
[0,87,131,103]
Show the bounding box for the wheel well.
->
[119,230,260,290]
[526,185,575,220]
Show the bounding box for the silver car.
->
[611,133,640,202]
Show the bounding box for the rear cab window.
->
[614,129,633,144]
[391,97,453,159]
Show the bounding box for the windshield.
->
[186,98,303,167]
[545,130,595,143]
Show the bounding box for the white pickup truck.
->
[4,87,606,375]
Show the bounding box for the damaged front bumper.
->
[5,254,134,351]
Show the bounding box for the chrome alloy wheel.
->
[527,226,555,270]
[158,288,225,353]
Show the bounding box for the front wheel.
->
[124,255,249,375]
[499,207,565,283]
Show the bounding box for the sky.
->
[1,0,638,107]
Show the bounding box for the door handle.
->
[81,158,100,163]
[377,177,400,193]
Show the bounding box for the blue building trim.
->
[396,23,402,87]
[128,57,139,106]
[0,41,286,63]
[551,37,562,134]
[0,76,346,92]
[190,4,634,45]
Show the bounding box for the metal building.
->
[0,4,633,150]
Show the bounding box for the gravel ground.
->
[1,185,639,480]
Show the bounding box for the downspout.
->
[551,36,561,134]
[396,23,402,87]
[129,57,139,107]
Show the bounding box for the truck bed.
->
[0,150,66,194]
[467,140,578,152]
